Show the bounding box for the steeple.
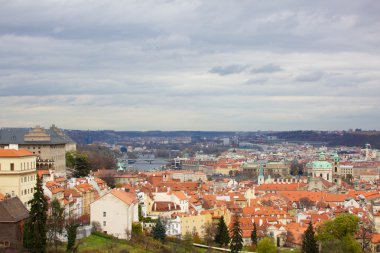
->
[258,161,264,185]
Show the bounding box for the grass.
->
[76,234,152,253]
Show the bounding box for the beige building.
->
[0,148,37,208]
[90,189,138,239]
[0,125,76,177]
[180,212,212,238]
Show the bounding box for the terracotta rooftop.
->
[0,148,34,157]
[110,189,138,205]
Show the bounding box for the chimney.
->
[154,203,157,211]
[168,203,171,210]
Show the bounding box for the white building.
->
[90,189,139,239]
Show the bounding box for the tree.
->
[257,237,276,253]
[214,216,230,247]
[47,199,65,252]
[73,152,91,177]
[132,223,143,237]
[183,231,193,253]
[203,222,216,246]
[152,217,166,242]
[316,214,361,253]
[357,222,372,253]
[230,213,243,253]
[301,221,318,253]
[66,221,79,252]
[24,176,48,253]
[316,214,359,241]
[299,197,314,209]
[251,222,258,246]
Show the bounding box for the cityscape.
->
[1,1,380,253]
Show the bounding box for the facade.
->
[0,125,76,177]
[179,212,212,238]
[90,189,138,239]
[369,200,380,233]
[0,197,29,250]
[309,153,333,183]
[0,148,37,207]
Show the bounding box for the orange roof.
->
[37,170,50,178]
[372,233,380,243]
[0,148,34,157]
[64,188,81,198]
[173,191,187,200]
[0,193,4,201]
[110,189,138,205]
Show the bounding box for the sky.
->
[0,0,379,131]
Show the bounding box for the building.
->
[0,197,29,250]
[0,125,76,177]
[90,189,138,239]
[308,152,333,183]
[0,148,37,207]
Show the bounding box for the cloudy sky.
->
[0,0,379,131]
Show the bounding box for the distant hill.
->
[64,129,380,149]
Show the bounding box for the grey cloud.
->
[295,71,325,82]
[0,1,380,130]
[244,78,268,85]
[209,64,249,76]
[251,64,283,73]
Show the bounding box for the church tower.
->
[332,152,341,185]
[258,162,265,185]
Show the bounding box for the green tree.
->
[152,217,166,242]
[47,199,65,252]
[66,221,79,252]
[257,237,276,253]
[131,222,143,240]
[251,222,257,246]
[230,214,243,253]
[320,236,360,253]
[316,214,359,241]
[24,176,48,253]
[317,214,361,253]
[341,235,361,253]
[214,216,230,247]
[301,221,318,253]
[67,151,91,177]
[183,231,193,253]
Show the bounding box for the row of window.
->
[21,188,34,196]
[0,241,11,247]
[0,161,36,171]
[21,175,36,183]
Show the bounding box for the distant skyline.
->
[0,1,379,131]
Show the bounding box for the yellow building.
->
[0,148,37,208]
[180,212,212,238]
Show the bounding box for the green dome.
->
[312,161,333,169]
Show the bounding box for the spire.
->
[258,161,264,185]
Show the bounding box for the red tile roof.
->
[0,148,34,157]
[110,189,138,205]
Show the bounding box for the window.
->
[103,212,106,217]
[10,163,14,171]
[103,221,106,226]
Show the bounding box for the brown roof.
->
[0,197,29,222]
[0,148,34,157]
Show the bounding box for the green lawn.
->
[76,234,152,253]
